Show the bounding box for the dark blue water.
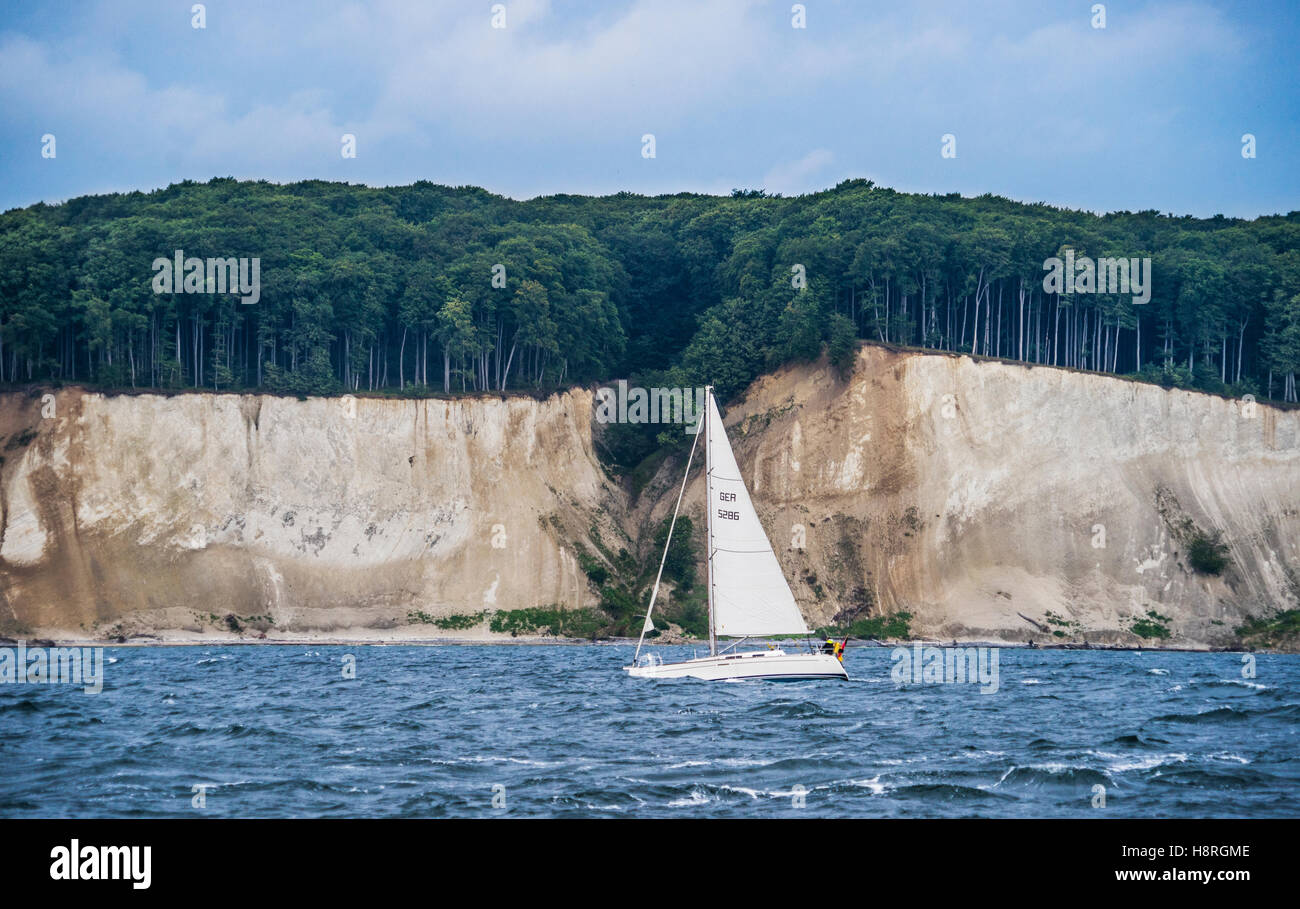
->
[1,644,1296,817]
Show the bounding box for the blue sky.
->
[1,0,1296,217]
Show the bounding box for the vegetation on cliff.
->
[818,610,914,641]
[1235,609,1300,649]
[2,178,1298,406]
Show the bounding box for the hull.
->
[625,648,847,681]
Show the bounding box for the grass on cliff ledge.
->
[818,611,913,641]
[408,606,608,638]
[1126,609,1173,640]
[1235,609,1300,649]
[489,606,607,639]
[408,610,487,631]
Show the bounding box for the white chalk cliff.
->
[2,346,1297,647]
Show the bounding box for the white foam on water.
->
[841,776,885,794]
[1087,750,1188,772]
[666,757,769,770]
[428,755,560,768]
[1208,752,1251,764]
[667,788,710,807]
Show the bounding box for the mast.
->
[705,384,716,657]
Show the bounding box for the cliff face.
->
[683,346,1300,647]
[2,346,1298,646]
[0,388,621,637]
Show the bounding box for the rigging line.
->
[632,424,702,664]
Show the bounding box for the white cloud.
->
[761,149,834,196]
[0,0,1273,214]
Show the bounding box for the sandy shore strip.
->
[3,628,1244,651]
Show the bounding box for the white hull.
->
[625,648,847,681]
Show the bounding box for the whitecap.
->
[666,757,769,770]
[428,755,560,768]
[1208,752,1250,764]
[1087,750,1187,772]
[667,788,710,807]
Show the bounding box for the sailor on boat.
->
[820,638,846,661]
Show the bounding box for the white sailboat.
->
[625,386,848,681]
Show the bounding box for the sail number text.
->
[717,491,739,521]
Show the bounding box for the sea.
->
[1,644,1296,818]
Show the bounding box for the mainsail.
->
[705,393,809,638]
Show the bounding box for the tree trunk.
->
[500,337,518,391]
[398,327,407,390]
[1235,318,1247,384]
[1136,315,1141,373]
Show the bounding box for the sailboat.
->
[625,386,848,681]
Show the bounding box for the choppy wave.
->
[0,645,1296,817]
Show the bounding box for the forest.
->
[2,177,1298,412]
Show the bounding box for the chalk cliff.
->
[680,346,1299,648]
[2,345,1297,647]
[0,389,620,638]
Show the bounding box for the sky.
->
[0,0,1297,217]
